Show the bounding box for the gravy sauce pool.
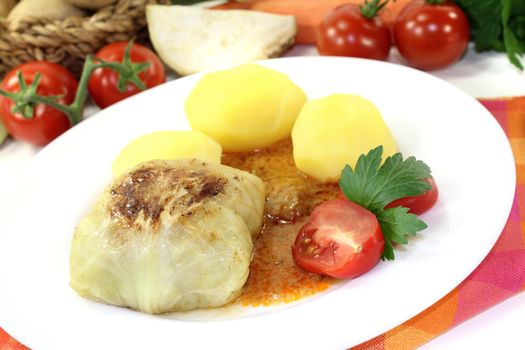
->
[222,139,340,306]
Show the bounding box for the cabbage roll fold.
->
[70,159,265,314]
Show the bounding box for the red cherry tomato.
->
[386,178,438,215]
[316,4,391,60]
[393,0,470,70]
[0,62,78,146]
[88,42,165,108]
[292,198,384,279]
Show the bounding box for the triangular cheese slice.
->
[146,5,297,75]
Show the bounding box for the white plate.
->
[0,57,515,350]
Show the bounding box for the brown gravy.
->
[222,139,339,306]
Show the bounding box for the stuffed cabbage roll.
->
[70,159,265,314]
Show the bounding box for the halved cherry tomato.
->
[292,198,384,279]
[386,178,438,215]
[88,42,165,108]
[0,62,78,146]
[316,3,391,60]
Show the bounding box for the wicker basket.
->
[0,0,170,77]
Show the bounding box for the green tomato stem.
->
[0,40,151,128]
[17,71,28,90]
[115,40,149,93]
[360,0,389,19]
[0,120,8,144]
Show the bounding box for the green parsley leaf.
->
[502,0,525,70]
[339,146,432,260]
[382,238,395,261]
[377,207,428,261]
[457,0,503,51]
[339,146,432,212]
[457,0,525,70]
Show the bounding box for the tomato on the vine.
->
[0,62,78,146]
[316,1,392,60]
[394,0,470,70]
[386,178,438,215]
[88,42,166,108]
[292,198,384,279]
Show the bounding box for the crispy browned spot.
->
[109,160,228,229]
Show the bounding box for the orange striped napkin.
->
[1,96,524,350]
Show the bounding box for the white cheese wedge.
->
[146,5,297,75]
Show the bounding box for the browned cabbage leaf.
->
[70,159,265,314]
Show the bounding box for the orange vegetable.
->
[215,0,412,44]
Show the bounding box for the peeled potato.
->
[185,64,306,152]
[112,130,222,176]
[292,94,398,183]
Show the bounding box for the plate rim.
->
[0,56,516,350]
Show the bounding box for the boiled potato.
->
[112,130,222,176]
[185,64,306,152]
[292,94,398,183]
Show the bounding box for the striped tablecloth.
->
[1,96,524,350]
[353,96,525,349]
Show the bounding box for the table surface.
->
[1,44,524,348]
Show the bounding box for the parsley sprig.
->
[456,0,525,70]
[339,146,432,260]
